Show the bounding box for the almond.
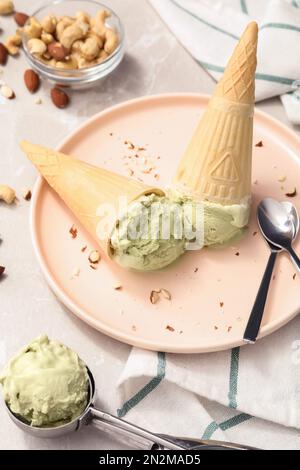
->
[48,42,69,60]
[50,87,69,109]
[24,69,40,93]
[0,43,8,65]
[14,11,29,27]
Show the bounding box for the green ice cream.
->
[202,199,250,246]
[170,190,250,247]
[0,335,89,427]
[110,194,187,271]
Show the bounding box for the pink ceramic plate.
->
[31,94,300,353]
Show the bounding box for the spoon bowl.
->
[257,198,296,249]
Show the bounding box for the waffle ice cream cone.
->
[173,22,258,205]
[21,141,164,258]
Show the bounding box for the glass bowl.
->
[22,0,125,89]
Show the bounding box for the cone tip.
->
[244,21,258,42]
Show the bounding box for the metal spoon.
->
[4,367,256,450]
[258,198,300,269]
[243,199,299,343]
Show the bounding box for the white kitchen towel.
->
[147,0,300,124]
[117,317,300,450]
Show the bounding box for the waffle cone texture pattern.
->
[173,22,258,205]
[21,141,164,257]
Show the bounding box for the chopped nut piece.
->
[166,325,175,332]
[214,326,218,330]
[194,267,199,273]
[81,245,87,253]
[113,283,122,290]
[88,250,100,264]
[0,184,16,204]
[293,273,296,280]
[0,0,14,16]
[126,168,134,177]
[71,267,80,278]
[252,231,258,236]
[160,288,171,300]
[235,252,240,256]
[278,176,286,183]
[255,141,263,147]
[227,326,232,332]
[22,188,32,201]
[69,224,77,239]
[150,290,159,304]
[220,302,224,307]
[285,188,297,197]
[1,84,15,99]
[0,266,5,277]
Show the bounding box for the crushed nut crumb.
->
[220,301,224,307]
[71,267,80,278]
[285,188,297,197]
[69,225,77,239]
[235,252,240,256]
[88,250,100,264]
[113,283,122,290]
[293,273,296,280]
[160,288,171,300]
[278,176,286,183]
[81,245,87,253]
[150,290,159,304]
[166,325,175,332]
[22,188,32,201]
[255,141,263,147]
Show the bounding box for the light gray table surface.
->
[0,0,299,450]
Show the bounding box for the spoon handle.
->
[287,246,300,273]
[243,251,277,343]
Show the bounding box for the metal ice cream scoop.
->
[4,367,256,450]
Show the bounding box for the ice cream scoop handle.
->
[88,407,257,450]
[243,251,277,343]
[89,407,184,450]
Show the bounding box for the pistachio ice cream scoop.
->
[110,193,198,271]
[0,337,255,449]
[0,335,89,427]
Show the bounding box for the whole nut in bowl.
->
[21,0,125,89]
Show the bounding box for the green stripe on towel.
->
[198,60,297,86]
[117,352,166,418]
[261,22,300,33]
[220,413,251,431]
[170,0,239,40]
[240,0,248,14]
[202,413,252,439]
[228,347,240,409]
